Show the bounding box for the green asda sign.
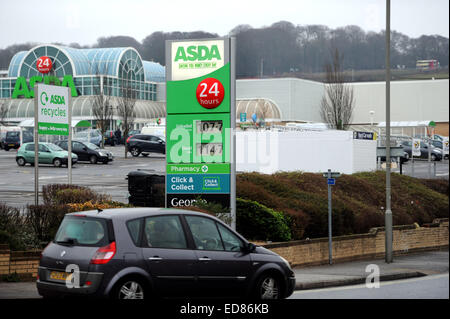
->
[12,75,78,99]
[165,38,236,224]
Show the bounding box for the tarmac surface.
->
[0,249,447,299]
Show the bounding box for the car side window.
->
[149,136,159,142]
[25,144,34,151]
[185,216,225,251]
[144,215,187,249]
[217,223,243,252]
[73,142,84,151]
[59,141,68,150]
[39,144,48,152]
[126,219,142,246]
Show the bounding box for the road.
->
[289,273,449,299]
[0,145,165,208]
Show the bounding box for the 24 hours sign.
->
[36,84,70,135]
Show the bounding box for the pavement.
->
[0,249,447,299]
[292,249,449,290]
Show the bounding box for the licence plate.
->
[8,144,15,147]
[49,271,72,282]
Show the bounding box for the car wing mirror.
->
[242,242,256,253]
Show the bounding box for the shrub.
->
[42,184,110,205]
[67,201,133,212]
[236,198,291,242]
[25,204,70,245]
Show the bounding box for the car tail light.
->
[126,136,133,144]
[90,242,116,264]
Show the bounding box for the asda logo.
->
[40,92,65,106]
[12,75,78,99]
[174,45,222,62]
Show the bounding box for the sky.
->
[0,0,448,49]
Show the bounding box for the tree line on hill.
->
[0,21,448,79]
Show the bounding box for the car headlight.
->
[98,152,106,156]
[434,149,442,153]
[280,256,292,270]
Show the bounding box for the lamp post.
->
[385,0,393,264]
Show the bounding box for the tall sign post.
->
[322,170,341,265]
[385,0,393,263]
[34,83,71,205]
[165,38,236,229]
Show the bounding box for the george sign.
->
[165,38,235,222]
[412,139,421,157]
[36,56,53,74]
[353,131,376,140]
[36,84,70,135]
[240,112,246,122]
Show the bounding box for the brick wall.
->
[0,244,40,281]
[0,219,448,280]
[263,218,449,267]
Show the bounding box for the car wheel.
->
[254,274,281,300]
[53,158,62,167]
[431,154,437,161]
[16,157,26,166]
[4,147,9,151]
[404,153,409,160]
[130,147,140,157]
[90,155,98,164]
[113,278,146,300]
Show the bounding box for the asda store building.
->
[0,44,165,129]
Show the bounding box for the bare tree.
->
[117,79,136,158]
[92,72,113,148]
[320,48,355,130]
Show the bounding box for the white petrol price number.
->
[196,143,223,156]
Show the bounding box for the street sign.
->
[322,172,341,178]
[412,139,421,157]
[240,112,246,122]
[327,178,335,185]
[165,38,236,227]
[37,84,70,135]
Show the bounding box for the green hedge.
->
[236,198,291,242]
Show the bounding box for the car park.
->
[126,134,165,157]
[36,208,295,299]
[103,130,119,146]
[16,142,78,167]
[400,140,443,161]
[55,140,113,164]
[74,130,102,146]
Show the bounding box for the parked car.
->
[400,140,443,161]
[2,130,34,151]
[55,140,113,164]
[74,130,102,146]
[16,142,78,167]
[103,130,119,146]
[126,134,165,157]
[36,208,295,299]
[378,151,410,164]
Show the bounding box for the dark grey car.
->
[37,208,295,299]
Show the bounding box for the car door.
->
[24,143,35,163]
[184,215,252,297]
[141,215,197,296]
[72,141,87,161]
[39,144,53,164]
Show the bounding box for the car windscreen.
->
[47,144,63,152]
[6,132,19,138]
[54,216,109,247]
[85,142,100,150]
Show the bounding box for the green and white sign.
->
[165,38,236,227]
[36,84,70,135]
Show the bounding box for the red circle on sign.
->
[36,56,52,74]
[196,78,225,109]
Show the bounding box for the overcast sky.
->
[0,0,448,49]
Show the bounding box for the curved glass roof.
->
[236,98,282,121]
[7,44,165,82]
[143,61,165,82]
[1,96,165,121]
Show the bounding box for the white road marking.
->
[292,273,449,295]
